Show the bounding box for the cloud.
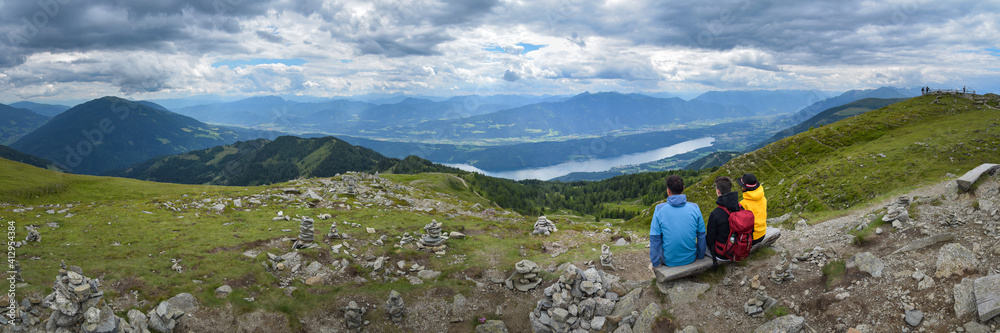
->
[502,69,520,82]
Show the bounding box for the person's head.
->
[714,176,733,197]
[737,173,760,191]
[665,175,684,195]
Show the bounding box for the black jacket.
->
[707,191,741,257]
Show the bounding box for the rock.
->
[166,293,198,313]
[385,290,405,324]
[904,310,923,327]
[215,285,232,298]
[893,233,956,254]
[127,309,150,333]
[849,252,884,278]
[590,316,606,331]
[417,270,441,280]
[957,163,999,191]
[614,238,628,247]
[679,326,698,333]
[610,288,643,318]
[476,320,509,333]
[448,231,466,239]
[631,303,660,333]
[406,276,423,285]
[754,315,805,333]
[614,325,633,333]
[917,276,934,290]
[955,278,976,319]
[532,216,558,236]
[304,276,324,285]
[450,294,467,322]
[366,227,376,234]
[975,274,1000,321]
[341,301,366,330]
[665,281,710,305]
[935,243,978,278]
[963,321,990,333]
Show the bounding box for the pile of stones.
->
[532,216,558,236]
[744,292,778,317]
[342,301,367,330]
[272,211,291,221]
[416,220,448,252]
[793,247,834,269]
[146,293,198,333]
[42,262,121,332]
[385,290,406,324]
[293,216,319,249]
[327,223,343,239]
[399,232,415,245]
[882,196,911,228]
[505,260,543,292]
[25,226,40,243]
[600,244,615,271]
[528,264,633,332]
[769,258,796,284]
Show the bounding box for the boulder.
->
[904,310,923,327]
[754,315,805,333]
[974,274,1000,321]
[450,294,467,323]
[893,233,955,254]
[935,243,977,278]
[631,303,660,333]
[664,281,710,305]
[476,320,509,333]
[610,288,643,318]
[849,252,884,278]
[127,309,150,333]
[215,285,232,298]
[955,278,976,320]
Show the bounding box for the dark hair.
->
[715,176,732,194]
[665,175,684,194]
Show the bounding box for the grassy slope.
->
[1,158,626,330]
[629,93,1000,228]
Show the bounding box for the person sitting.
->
[649,175,706,269]
[707,176,740,262]
[738,173,768,245]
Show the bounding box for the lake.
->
[443,137,715,180]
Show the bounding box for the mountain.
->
[0,103,50,145]
[9,101,71,117]
[110,136,460,186]
[692,90,831,115]
[387,92,748,140]
[787,87,917,123]
[629,92,1000,228]
[0,145,62,171]
[10,96,246,175]
[684,151,743,170]
[749,97,908,151]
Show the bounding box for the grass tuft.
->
[821,260,847,290]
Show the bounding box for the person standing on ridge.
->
[738,173,768,245]
[649,175,706,271]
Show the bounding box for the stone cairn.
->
[385,290,406,324]
[600,244,615,270]
[25,226,40,243]
[272,210,290,221]
[532,216,558,236]
[293,216,319,249]
[882,196,911,228]
[342,301,367,331]
[399,232,415,245]
[416,220,448,252]
[42,262,123,332]
[505,260,543,292]
[327,223,343,240]
[744,292,778,317]
[529,264,624,332]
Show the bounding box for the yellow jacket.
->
[740,186,767,240]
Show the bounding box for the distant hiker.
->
[738,173,768,245]
[707,176,754,263]
[649,175,706,270]
[921,87,925,95]
[964,86,967,94]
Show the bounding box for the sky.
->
[1,0,998,105]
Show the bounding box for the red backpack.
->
[714,205,755,262]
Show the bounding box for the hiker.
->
[649,175,706,269]
[921,87,925,95]
[738,173,768,245]
[707,176,739,262]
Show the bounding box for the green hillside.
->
[0,145,62,172]
[629,93,1000,228]
[684,151,742,170]
[0,103,49,145]
[749,97,908,151]
[10,97,245,175]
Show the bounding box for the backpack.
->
[714,204,755,262]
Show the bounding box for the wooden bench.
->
[653,227,782,284]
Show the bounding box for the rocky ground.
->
[3,169,999,332]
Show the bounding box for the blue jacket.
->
[649,194,706,267]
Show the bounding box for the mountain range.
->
[0,103,50,145]
[10,97,250,175]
